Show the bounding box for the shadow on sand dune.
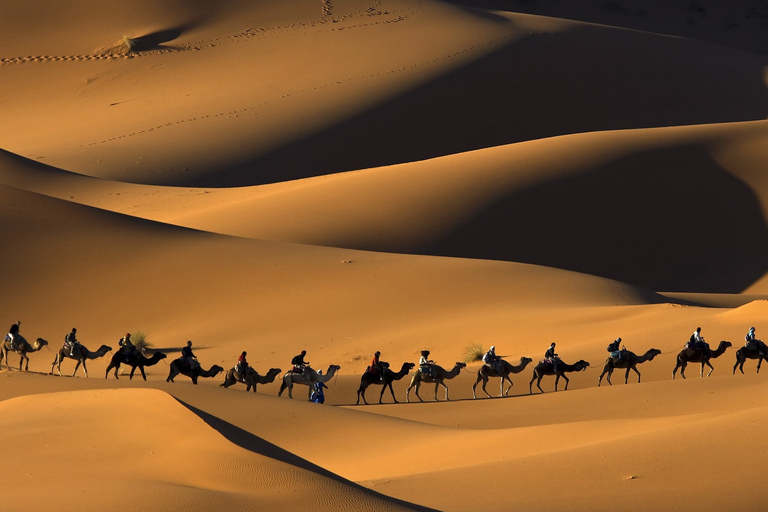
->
[423,145,768,293]
[190,23,768,187]
[176,399,439,512]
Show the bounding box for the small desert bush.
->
[97,35,136,56]
[131,331,152,353]
[463,342,485,363]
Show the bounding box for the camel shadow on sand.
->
[176,400,439,512]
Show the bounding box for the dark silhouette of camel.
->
[221,367,282,392]
[166,358,224,384]
[105,351,167,381]
[672,340,732,379]
[598,348,661,386]
[733,343,768,374]
[529,359,590,394]
[356,361,415,405]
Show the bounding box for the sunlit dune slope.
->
[4,120,768,293]
[0,387,421,511]
[0,182,668,377]
[1,0,766,186]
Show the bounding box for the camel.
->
[529,359,590,394]
[0,335,49,371]
[221,367,282,392]
[597,348,662,386]
[50,343,112,378]
[356,361,416,405]
[672,340,732,379]
[278,364,341,399]
[104,350,167,381]
[166,358,224,384]
[733,344,768,374]
[472,357,533,398]
[405,362,467,403]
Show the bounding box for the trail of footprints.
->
[87,27,517,147]
[1,0,514,148]
[1,0,410,66]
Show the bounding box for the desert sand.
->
[2,0,768,510]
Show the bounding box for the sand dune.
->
[2,0,768,509]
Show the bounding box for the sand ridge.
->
[2,0,768,509]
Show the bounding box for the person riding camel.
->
[64,327,79,357]
[607,337,625,361]
[419,350,435,377]
[119,332,136,363]
[291,350,310,374]
[236,351,249,376]
[181,340,200,371]
[687,327,709,354]
[482,345,502,373]
[369,351,387,380]
[745,327,766,356]
[545,342,559,372]
[5,321,21,351]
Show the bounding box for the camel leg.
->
[704,361,715,377]
[414,381,423,402]
[20,354,29,371]
[502,375,514,396]
[554,374,561,391]
[388,381,399,404]
[733,359,742,375]
[356,381,367,405]
[628,366,640,384]
[437,380,449,401]
[561,374,570,391]
[598,367,608,387]
[529,372,538,394]
[758,358,763,374]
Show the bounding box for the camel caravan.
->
[3,320,767,403]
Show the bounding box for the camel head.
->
[455,362,467,370]
[404,362,416,371]
[647,348,662,358]
[210,365,224,375]
[267,367,282,376]
[719,341,733,349]
[521,357,533,364]
[36,338,49,349]
[576,360,590,371]
[328,364,341,372]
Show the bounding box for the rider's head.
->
[125,333,131,338]
[72,328,77,333]
[421,350,430,357]
[616,337,621,342]
[551,342,556,347]
[696,327,701,333]
[187,340,192,346]
[375,351,380,356]
[490,346,495,351]
[301,349,306,355]
[241,351,247,356]
[751,327,756,331]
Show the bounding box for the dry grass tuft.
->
[96,35,136,56]
[463,342,485,363]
